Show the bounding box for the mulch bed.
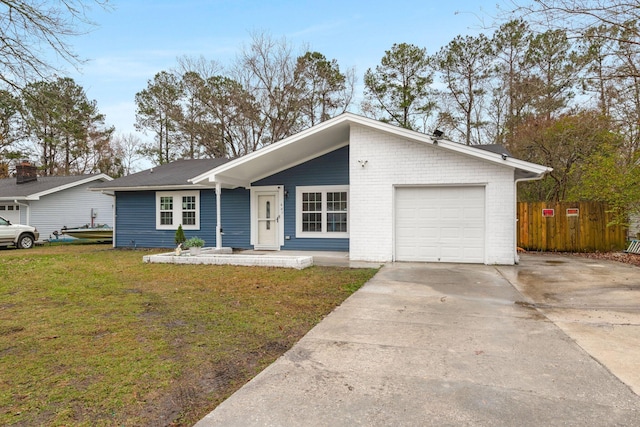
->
[561,251,640,267]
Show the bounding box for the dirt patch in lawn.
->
[0,244,378,426]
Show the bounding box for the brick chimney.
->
[16,160,37,184]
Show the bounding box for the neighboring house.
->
[0,164,114,241]
[92,113,551,264]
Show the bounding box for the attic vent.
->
[16,161,37,184]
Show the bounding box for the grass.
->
[0,244,378,426]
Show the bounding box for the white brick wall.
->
[349,124,516,265]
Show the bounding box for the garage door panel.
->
[464,226,484,237]
[440,247,462,259]
[440,227,461,239]
[441,208,463,218]
[395,187,485,263]
[464,206,484,216]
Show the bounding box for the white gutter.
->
[513,172,551,263]
[89,184,209,192]
[102,192,117,248]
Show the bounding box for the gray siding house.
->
[0,166,114,242]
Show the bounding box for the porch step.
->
[143,251,313,269]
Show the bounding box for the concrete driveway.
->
[501,253,640,396]
[196,254,640,426]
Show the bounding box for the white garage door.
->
[0,204,20,224]
[395,186,485,263]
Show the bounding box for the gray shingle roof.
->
[90,158,230,189]
[0,174,108,198]
[473,144,512,157]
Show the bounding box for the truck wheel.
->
[17,234,34,249]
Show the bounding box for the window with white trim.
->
[156,191,200,230]
[296,186,348,238]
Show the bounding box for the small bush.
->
[175,225,186,245]
[185,236,205,248]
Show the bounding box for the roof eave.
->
[28,174,113,199]
[191,114,354,185]
[89,184,210,192]
[515,167,553,181]
[0,196,31,201]
[192,112,552,185]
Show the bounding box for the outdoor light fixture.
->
[501,153,508,160]
[358,160,368,168]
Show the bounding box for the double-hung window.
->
[156,191,200,230]
[296,186,348,238]
[182,195,197,225]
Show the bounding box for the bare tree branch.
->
[509,0,640,46]
[0,0,110,91]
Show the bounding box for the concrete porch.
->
[142,248,381,269]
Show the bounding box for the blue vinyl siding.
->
[220,188,251,248]
[115,188,251,249]
[114,146,348,251]
[115,190,217,248]
[115,191,157,248]
[253,145,349,251]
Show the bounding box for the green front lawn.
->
[0,244,377,426]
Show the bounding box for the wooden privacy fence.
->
[517,202,627,252]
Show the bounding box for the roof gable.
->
[0,174,112,200]
[192,113,551,188]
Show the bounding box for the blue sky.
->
[64,0,507,141]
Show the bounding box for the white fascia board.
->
[88,184,209,192]
[343,113,552,176]
[30,174,114,199]
[191,114,353,185]
[506,158,553,175]
[191,111,551,185]
[0,196,29,201]
[413,136,551,175]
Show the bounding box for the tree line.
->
[133,39,355,165]
[1,0,639,222]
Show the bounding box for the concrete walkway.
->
[196,255,640,426]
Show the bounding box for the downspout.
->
[103,192,116,248]
[514,173,549,264]
[215,182,222,250]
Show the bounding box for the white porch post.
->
[215,182,222,249]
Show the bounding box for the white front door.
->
[252,186,283,250]
[257,194,277,248]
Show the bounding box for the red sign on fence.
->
[542,209,555,217]
[566,208,579,217]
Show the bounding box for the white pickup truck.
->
[0,216,39,249]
